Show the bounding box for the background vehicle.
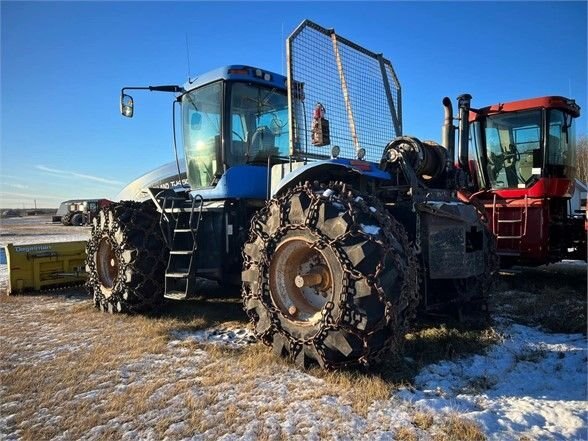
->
[54,199,111,226]
[85,20,495,369]
[463,96,585,266]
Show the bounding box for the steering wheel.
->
[232,131,244,142]
[251,126,272,150]
[503,144,521,162]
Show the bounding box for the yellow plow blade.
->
[5,241,87,294]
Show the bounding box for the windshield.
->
[182,82,222,188]
[546,109,576,178]
[484,110,542,189]
[229,82,288,165]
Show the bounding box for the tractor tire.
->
[242,182,420,369]
[71,212,84,226]
[85,201,169,314]
[61,212,73,226]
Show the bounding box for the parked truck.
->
[85,20,496,369]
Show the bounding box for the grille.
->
[287,20,402,163]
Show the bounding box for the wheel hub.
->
[96,236,118,297]
[268,238,334,324]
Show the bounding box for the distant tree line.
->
[577,136,588,183]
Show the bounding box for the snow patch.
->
[172,327,256,348]
[397,321,588,440]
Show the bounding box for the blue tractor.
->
[86,21,495,369]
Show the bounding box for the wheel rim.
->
[96,236,118,296]
[268,238,334,325]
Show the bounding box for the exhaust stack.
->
[442,97,455,169]
[457,94,472,170]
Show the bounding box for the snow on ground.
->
[1,216,586,439]
[172,326,257,348]
[397,319,587,440]
[1,295,585,439]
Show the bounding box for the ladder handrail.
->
[493,194,529,241]
[521,195,528,237]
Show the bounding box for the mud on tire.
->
[242,182,420,369]
[85,201,168,314]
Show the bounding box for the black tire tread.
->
[242,182,420,369]
[85,201,168,314]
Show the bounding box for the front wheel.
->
[242,182,420,369]
[61,212,73,226]
[85,201,168,313]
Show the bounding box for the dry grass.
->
[0,293,247,440]
[357,323,503,388]
[395,426,418,441]
[491,264,586,333]
[434,414,487,441]
[412,410,434,430]
[313,369,391,415]
[461,375,498,394]
[2,259,582,440]
[209,313,502,418]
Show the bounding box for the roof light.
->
[255,69,262,78]
[228,68,249,75]
[263,73,271,81]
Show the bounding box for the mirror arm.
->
[120,85,184,118]
[121,85,183,95]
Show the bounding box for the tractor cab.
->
[468,96,580,195]
[121,65,290,194]
[465,96,584,265]
[181,66,290,189]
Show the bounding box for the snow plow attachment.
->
[5,241,87,294]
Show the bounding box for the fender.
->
[272,158,392,197]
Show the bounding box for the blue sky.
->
[1,1,586,208]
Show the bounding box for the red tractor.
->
[455,95,585,267]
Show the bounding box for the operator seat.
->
[249,126,276,161]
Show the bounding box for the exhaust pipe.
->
[442,97,455,169]
[457,94,472,170]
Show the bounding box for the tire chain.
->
[85,201,161,313]
[242,181,421,369]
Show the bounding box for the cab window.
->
[484,110,542,189]
[228,82,289,166]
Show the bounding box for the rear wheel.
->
[242,182,420,369]
[85,201,168,313]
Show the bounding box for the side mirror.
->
[191,112,202,130]
[120,93,134,118]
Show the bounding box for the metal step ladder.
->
[492,194,529,254]
[156,192,204,300]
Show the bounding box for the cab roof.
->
[470,96,581,121]
[182,65,287,93]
